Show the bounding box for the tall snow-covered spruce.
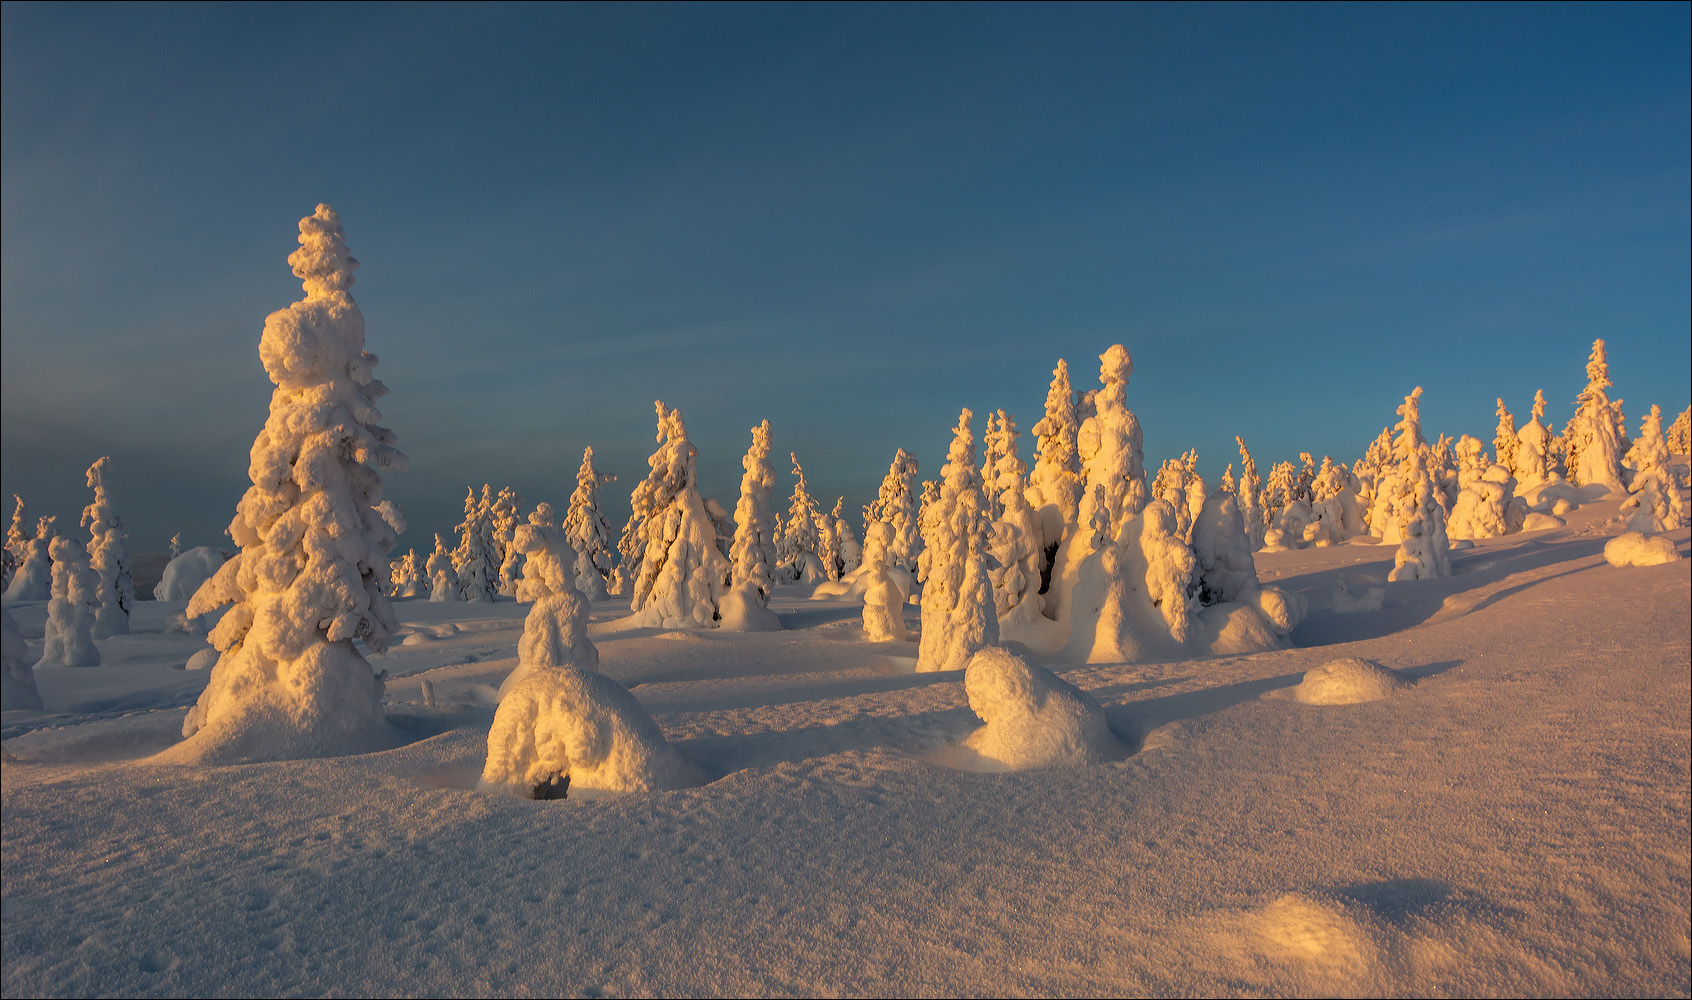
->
[721,420,783,631]
[916,409,998,672]
[564,447,618,600]
[81,457,134,638]
[162,205,407,764]
[625,402,730,629]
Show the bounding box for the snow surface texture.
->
[481,668,703,798]
[961,646,1125,769]
[1290,657,1412,705]
[1604,531,1682,568]
[160,204,407,765]
[1,494,1688,996]
[152,546,226,602]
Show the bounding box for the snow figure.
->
[860,522,909,642]
[1076,345,1148,535]
[721,420,783,632]
[162,205,406,764]
[454,487,499,601]
[492,486,524,598]
[917,409,999,672]
[2,608,43,711]
[1389,478,1451,582]
[1622,405,1688,532]
[481,665,701,799]
[1494,399,1519,475]
[988,477,1045,627]
[499,509,589,694]
[564,447,618,601]
[778,453,826,584]
[1566,339,1626,494]
[1515,391,1554,485]
[1235,437,1264,551]
[1669,407,1691,456]
[1193,490,1259,606]
[1026,359,1084,578]
[511,504,565,603]
[38,536,101,668]
[4,515,55,602]
[426,533,460,602]
[80,457,134,638]
[865,448,923,574]
[154,546,227,601]
[963,646,1124,770]
[625,402,730,629]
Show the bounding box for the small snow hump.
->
[1292,657,1410,705]
[1603,531,1682,568]
[962,646,1125,769]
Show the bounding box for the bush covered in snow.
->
[1603,532,1681,568]
[160,205,406,765]
[962,646,1124,769]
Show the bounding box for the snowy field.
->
[3,496,1687,998]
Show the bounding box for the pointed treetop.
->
[290,204,359,298]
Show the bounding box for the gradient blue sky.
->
[3,3,1688,555]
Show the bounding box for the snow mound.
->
[1603,532,1681,568]
[152,546,225,602]
[184,648,218,671]
[1191,893,1379,992]
[1520,512,1565,531]
[1293,657,1411,705]
[1253,585,1308,634]
[2,608,43,711]
[481,668,703,798]
[1200,602,1283,655]
[962,646,1125,769]
[717,581,784,631]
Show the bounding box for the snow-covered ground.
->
[3,497,1688,997]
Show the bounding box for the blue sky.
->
[3,3,1687,554]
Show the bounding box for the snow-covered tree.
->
[4,495,28,576]
[389,549,427,599]
[1494,399,1518,475]
[1353,426,1394,532]
[981,410,1009,521]
[564,447,618,601]
[1368,387,1430,545]
[917,409,999,672]
[4,516,55,602]
[1515,390,1554,485]
[2,609,43,710]
[171,205,407,763]
[1076,345,1147,536]
[722,420,782,631]
[80,457,134,638]
[1566,339,1626,493]
[1026,358,1084,573]
[426,533,459,602]
[864,448,922,574]
[454,487,499,602]
[38,536,101,667]
[1622,405,1687,532]
[491,486,524,597]
[511,504,564,602]
[778,453,826,584]
[169,532,184,560]
[1235,437,1264,550]
[860,521,908,642]
[1669,407,1691,456]
[1389,478,1451,581]
[988,477,1044,626]
[1448,464,1518,540]
[830,497,861,577]
[626,402,730,628]
[816,501,842,582]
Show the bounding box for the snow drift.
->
[962,646,1125,769]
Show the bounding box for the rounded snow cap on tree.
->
[1100,344,1133,386]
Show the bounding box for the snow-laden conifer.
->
[1026,359,1083,566]
[817,502,843,583]
[169,532,183,560]
[917,409,999,672]
[865,449,922,574]
[4,517,55,602]
[626,402,730,629]
[1514,390,1554,485]
[80,457,134,638]
[563,447,618,601]
[989,478,1044,626]
[491,486,524,597]
[498,503,588,696]
[981,411,1009,521]
[1076,345,1147,535]
[454,487,499,602]
[38,536,101,668]
[778,453,826,584]
[1669,407,1691,456]
[389,550,427,599]
[831,497,861,577]
[1448,464,1519,540]
[513,504,563,602]
[860,522,908,642]
[4,496,28,573]
[1622,405,1687,532]
[2,609,42,711]
[426,534,459,602]
[720,421,783,631]
[166,205,406,763]
[1389,478,1451,581]
[1235,437,1264,551]
[1368,387,1429,545]
[1494,399,1519,475]
[1566,339,1626,494]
